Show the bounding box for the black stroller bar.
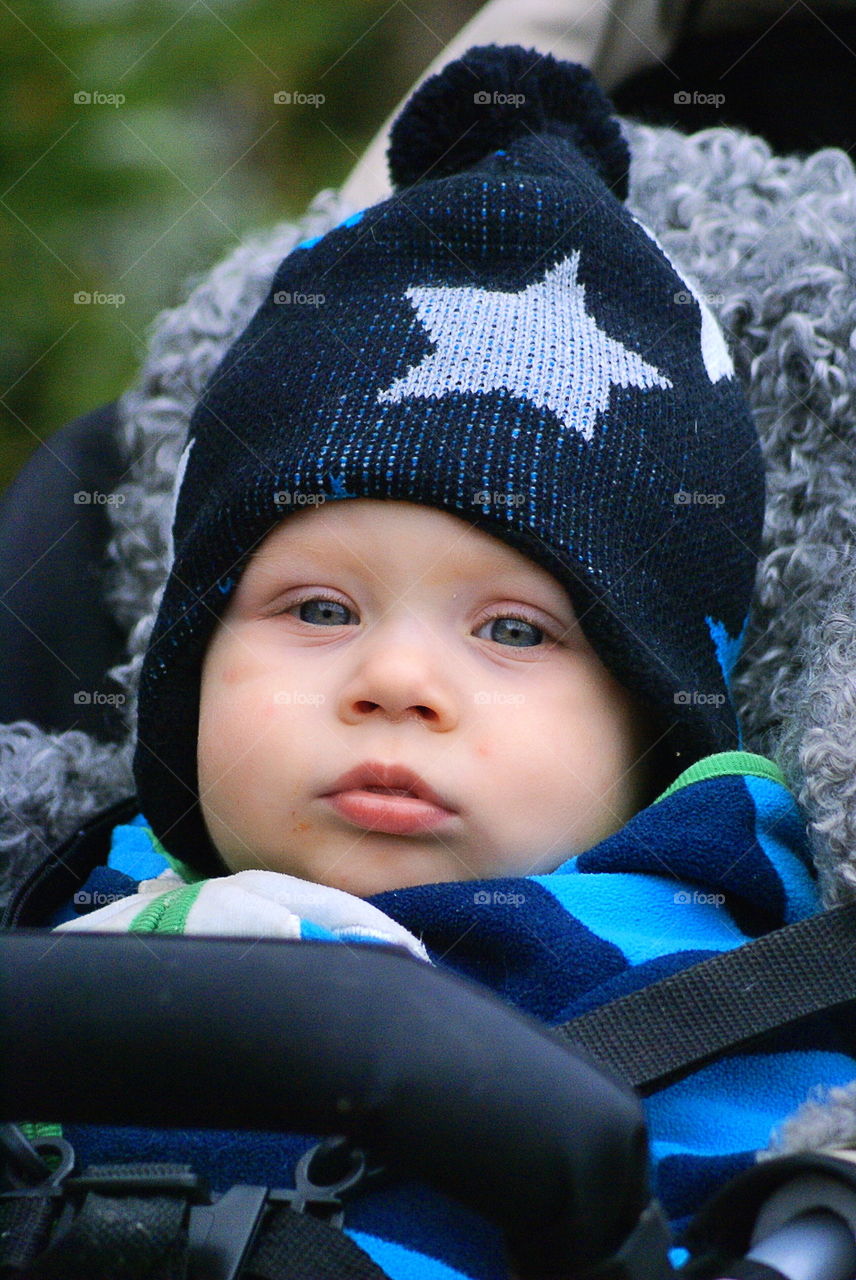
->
[0,931,672,1279]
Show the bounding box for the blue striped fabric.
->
[50,753,856,1276]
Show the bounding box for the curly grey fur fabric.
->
[621,122,856,907]
[763,1078,856,1159]
[5,119,856,1159]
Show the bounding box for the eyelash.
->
[283,593,560,645]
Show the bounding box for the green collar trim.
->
[651,751,787,806]
[129,880,206,933]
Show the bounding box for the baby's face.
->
[197,499,657,895]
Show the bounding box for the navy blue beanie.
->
[133,44,765,875]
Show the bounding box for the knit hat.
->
[133,43,765,876]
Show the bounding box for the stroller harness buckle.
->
[186,1137,385,1280]
[187,1183,269,1280]
[1,1124,388,1280]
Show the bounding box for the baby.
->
[43,42,855,1279]
[56,490,661,952]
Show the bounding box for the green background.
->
[1,0,479,493]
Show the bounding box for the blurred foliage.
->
[1,0,474,492]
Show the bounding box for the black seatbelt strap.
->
[556,899,856,1095]
[1,1132,392,1280]
[242,1204,392,1280]
[2,1162,203,1280]
[19,1181,392,1280]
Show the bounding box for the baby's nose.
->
[339,636,459,729]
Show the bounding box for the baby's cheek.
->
[218,649,270,686]
[215,687,274,736]
[198,688,260,793]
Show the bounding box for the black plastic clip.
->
[0,1126,76,1200]
[268,1134,384,1228]
[188,1183,269,1280]
[186,1136,385,1280]
[0,1127,77,1272]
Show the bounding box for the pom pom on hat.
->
[386,43,630,199]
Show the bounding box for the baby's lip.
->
[321,761,457,813]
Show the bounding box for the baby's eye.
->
[477,614,547,648]
[291,597,356,626]
[285,597,552,647]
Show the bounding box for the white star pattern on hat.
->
[375,252,673,442]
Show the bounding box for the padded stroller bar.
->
[1,931,658,1277]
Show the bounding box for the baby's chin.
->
[219,837,480,897]
[306,849,477,899]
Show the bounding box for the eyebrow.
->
[249,537,536,584]
[244,538,575,615]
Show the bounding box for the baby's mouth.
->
[320,762,458,834]
[322,787,456,835]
